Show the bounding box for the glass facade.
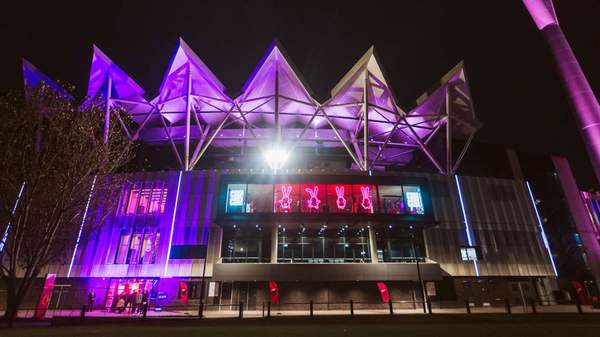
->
[224,183,425,215]
[119,182,168,215]
[277,224,371,263]
[221,225,271,263]
[374,225,425,262]
[113,229,161,264]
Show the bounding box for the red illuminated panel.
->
[301,184,325,212]
[274,184,300,213]
[353,184,377,213]
[327,184,352,213]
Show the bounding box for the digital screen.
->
[228,189,244,206]
[405,191,423,209]
[460,247,478,261]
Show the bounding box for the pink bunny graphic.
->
[305,186,321,210]
[335,186,346,209]
[360,186,373,211]
[279,185,293,211]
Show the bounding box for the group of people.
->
[113,290,148,314]
[87,288,149,314]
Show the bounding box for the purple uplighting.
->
[523,0,600,184]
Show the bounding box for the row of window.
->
[221,224,426,264]
[225,183,425,215]
[114,229,161,264]
[118,183,168,216]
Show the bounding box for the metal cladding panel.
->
[458,176,555,276]
[71,171,179,278]
[400,172,475,277]
[164,170,220,277]
[212,263,444,282]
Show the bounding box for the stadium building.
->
[15,38,597,312]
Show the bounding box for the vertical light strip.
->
[454,175,480,277]
[526,181,559,276]
[164,170,183,277]
[67,175,97,278]
[0,182,26,252]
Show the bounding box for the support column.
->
[270,225,278,264]
[368,226,379,263]
[523,0,600,184]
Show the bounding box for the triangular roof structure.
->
[236,40,318,129]
[324,47,404,133]
[22,59,72,98]
[154,38,232,125]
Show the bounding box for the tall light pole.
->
[522,0,600,184]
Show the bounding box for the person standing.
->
[87,290,95,312]
[135,291,143,314]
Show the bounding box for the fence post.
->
[529,297,537,314]
[465,300,471,314]
[310,300,314,317]
[239,301,244,318]
[198,300,204,318]
[267,301,271,318]
[350,300,354,316]
[388,299,394,315]
[505,298,511,314]
[574,296,583,314]
[80,305,86,321]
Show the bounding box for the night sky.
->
[2,1,599,186]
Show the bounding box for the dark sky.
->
[2,0,600,185]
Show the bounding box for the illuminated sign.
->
[305,186,321,210]
[360,186,373,211]
[405,191,423,209]
[228,189,245,206]
[279,185,293,211]
[335,186,347,209]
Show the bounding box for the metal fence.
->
[2,297,598,322]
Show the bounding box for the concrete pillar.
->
[368,227,379,263]
[270,225,278,264]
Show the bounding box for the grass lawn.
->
[1,315,599,337]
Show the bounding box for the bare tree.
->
[0,85,134,326]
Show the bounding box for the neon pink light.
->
[335,186,347,209]
[305,186,321,210]
[360,186,373,211]
[279,185,293,211]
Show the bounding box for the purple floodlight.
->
[523,0,600,184]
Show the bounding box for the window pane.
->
[246,184,273,213]
[301,184,326,213]
[379,185,405,214]
[126,189,140,215]
[127,232,143,264]
[149,187,168,214]
[327,184,352,213]
[137,189,152,214]
[274,184,300,213]
[226,184,246,213]
[403,185,424,215]
[115,230,131,264]
[353,184,378,213]
[150,230,160,264]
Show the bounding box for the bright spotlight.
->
[264,147,289,170]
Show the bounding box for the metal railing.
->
[2,297,597,322]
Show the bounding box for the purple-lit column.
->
[523,0,600,184]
